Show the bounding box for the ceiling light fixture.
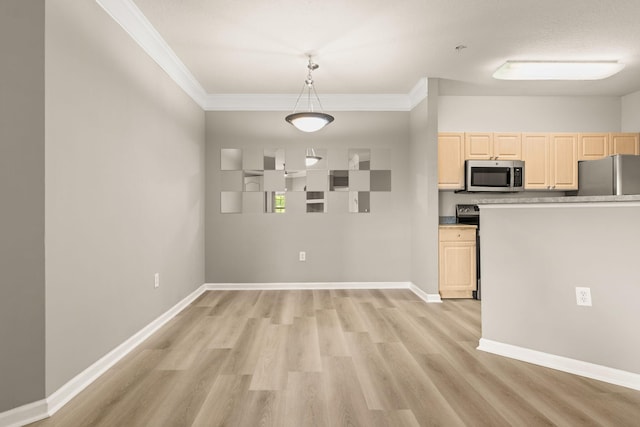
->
[493,60,625,81]
[285,56,334,133]
[305,148,322,166]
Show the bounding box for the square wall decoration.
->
[220,147,391,213]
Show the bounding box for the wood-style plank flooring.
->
[29,290,640,426]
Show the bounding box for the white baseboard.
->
[205,282,443,303]
[0,281,442,427]
[478,338,640,392]
[46,283,208,416]
[0,398,48,427]
[205,281,410,290]
[0,284,209,427]
[409,283,442,303]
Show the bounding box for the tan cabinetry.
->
[493,133,522,160]
[522,133,578,190]
[439,225,476,299]
[610,133,640,155]
[550,133,579,190]
[465,133,493,160]
[438,132,524,190]
[464,132,522,160]
[438,133,465,190]
[522,133,550,189]
[578,133,609,160]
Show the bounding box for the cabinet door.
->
[610,133,640,155]
[438,133,465,189]
[465,133,493,160]
[493,133,522,160]
[439,240,476,298]
[578,133,609,161]
[522,133,550,189]
[550,133,578,190]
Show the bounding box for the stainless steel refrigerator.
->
[577,154,640,196]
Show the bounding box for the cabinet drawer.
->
[439,227,476,242]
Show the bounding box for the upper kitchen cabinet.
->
[609,133,640,155]
[464,132,521,160]
[522,133,550,189]
[464,133,493,160]
[438,132,465,190]
[550,133,578,190]
[522,133,578,190]
[578,133,609,161]
[493,133,522,160]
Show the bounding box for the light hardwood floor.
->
[29,290,640,426]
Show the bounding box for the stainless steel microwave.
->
[465,160,524,192]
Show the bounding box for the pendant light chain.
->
[285,55,335,132]
[306,57,316,113]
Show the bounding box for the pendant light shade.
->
[305,148,323,166]
[286,112,334,133]
[285,57,334,132]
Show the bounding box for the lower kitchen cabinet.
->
[438,225,477,299]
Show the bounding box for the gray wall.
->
[44,0,205,394]
[0,0,46,412]
[622,90,640,131]
[205,111,411,283]
[481,203,640,373]
[438,95,622,132]
[409,79,439,294]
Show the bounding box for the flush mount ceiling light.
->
[493,60,625,81]
[285,56,334,133]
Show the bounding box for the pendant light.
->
[305,148,322,166]
[285,56,334,132]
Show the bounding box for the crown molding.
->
[202,93,414,111]
[95,0,207,106]
[96,0,428,112]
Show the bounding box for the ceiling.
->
[127,0,640,99]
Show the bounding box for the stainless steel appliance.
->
[456,204,481,300]
[465,160,524,192]
[577,154,640,196]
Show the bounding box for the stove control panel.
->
[456,204,479,217]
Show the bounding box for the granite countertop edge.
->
[475,194,640,205]
[438,224,478,229]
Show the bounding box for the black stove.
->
[455,204,481,299]
[456,204,480,227]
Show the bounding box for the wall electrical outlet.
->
[575,287,592,306]
[299,251,306,262]
[154,273,160,288]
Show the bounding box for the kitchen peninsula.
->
[476,195,640,390]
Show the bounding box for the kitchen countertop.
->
[438,224,477,229]
[475,194,640,205]
[439,216,457,224]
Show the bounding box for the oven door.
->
[465,160,515,192]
